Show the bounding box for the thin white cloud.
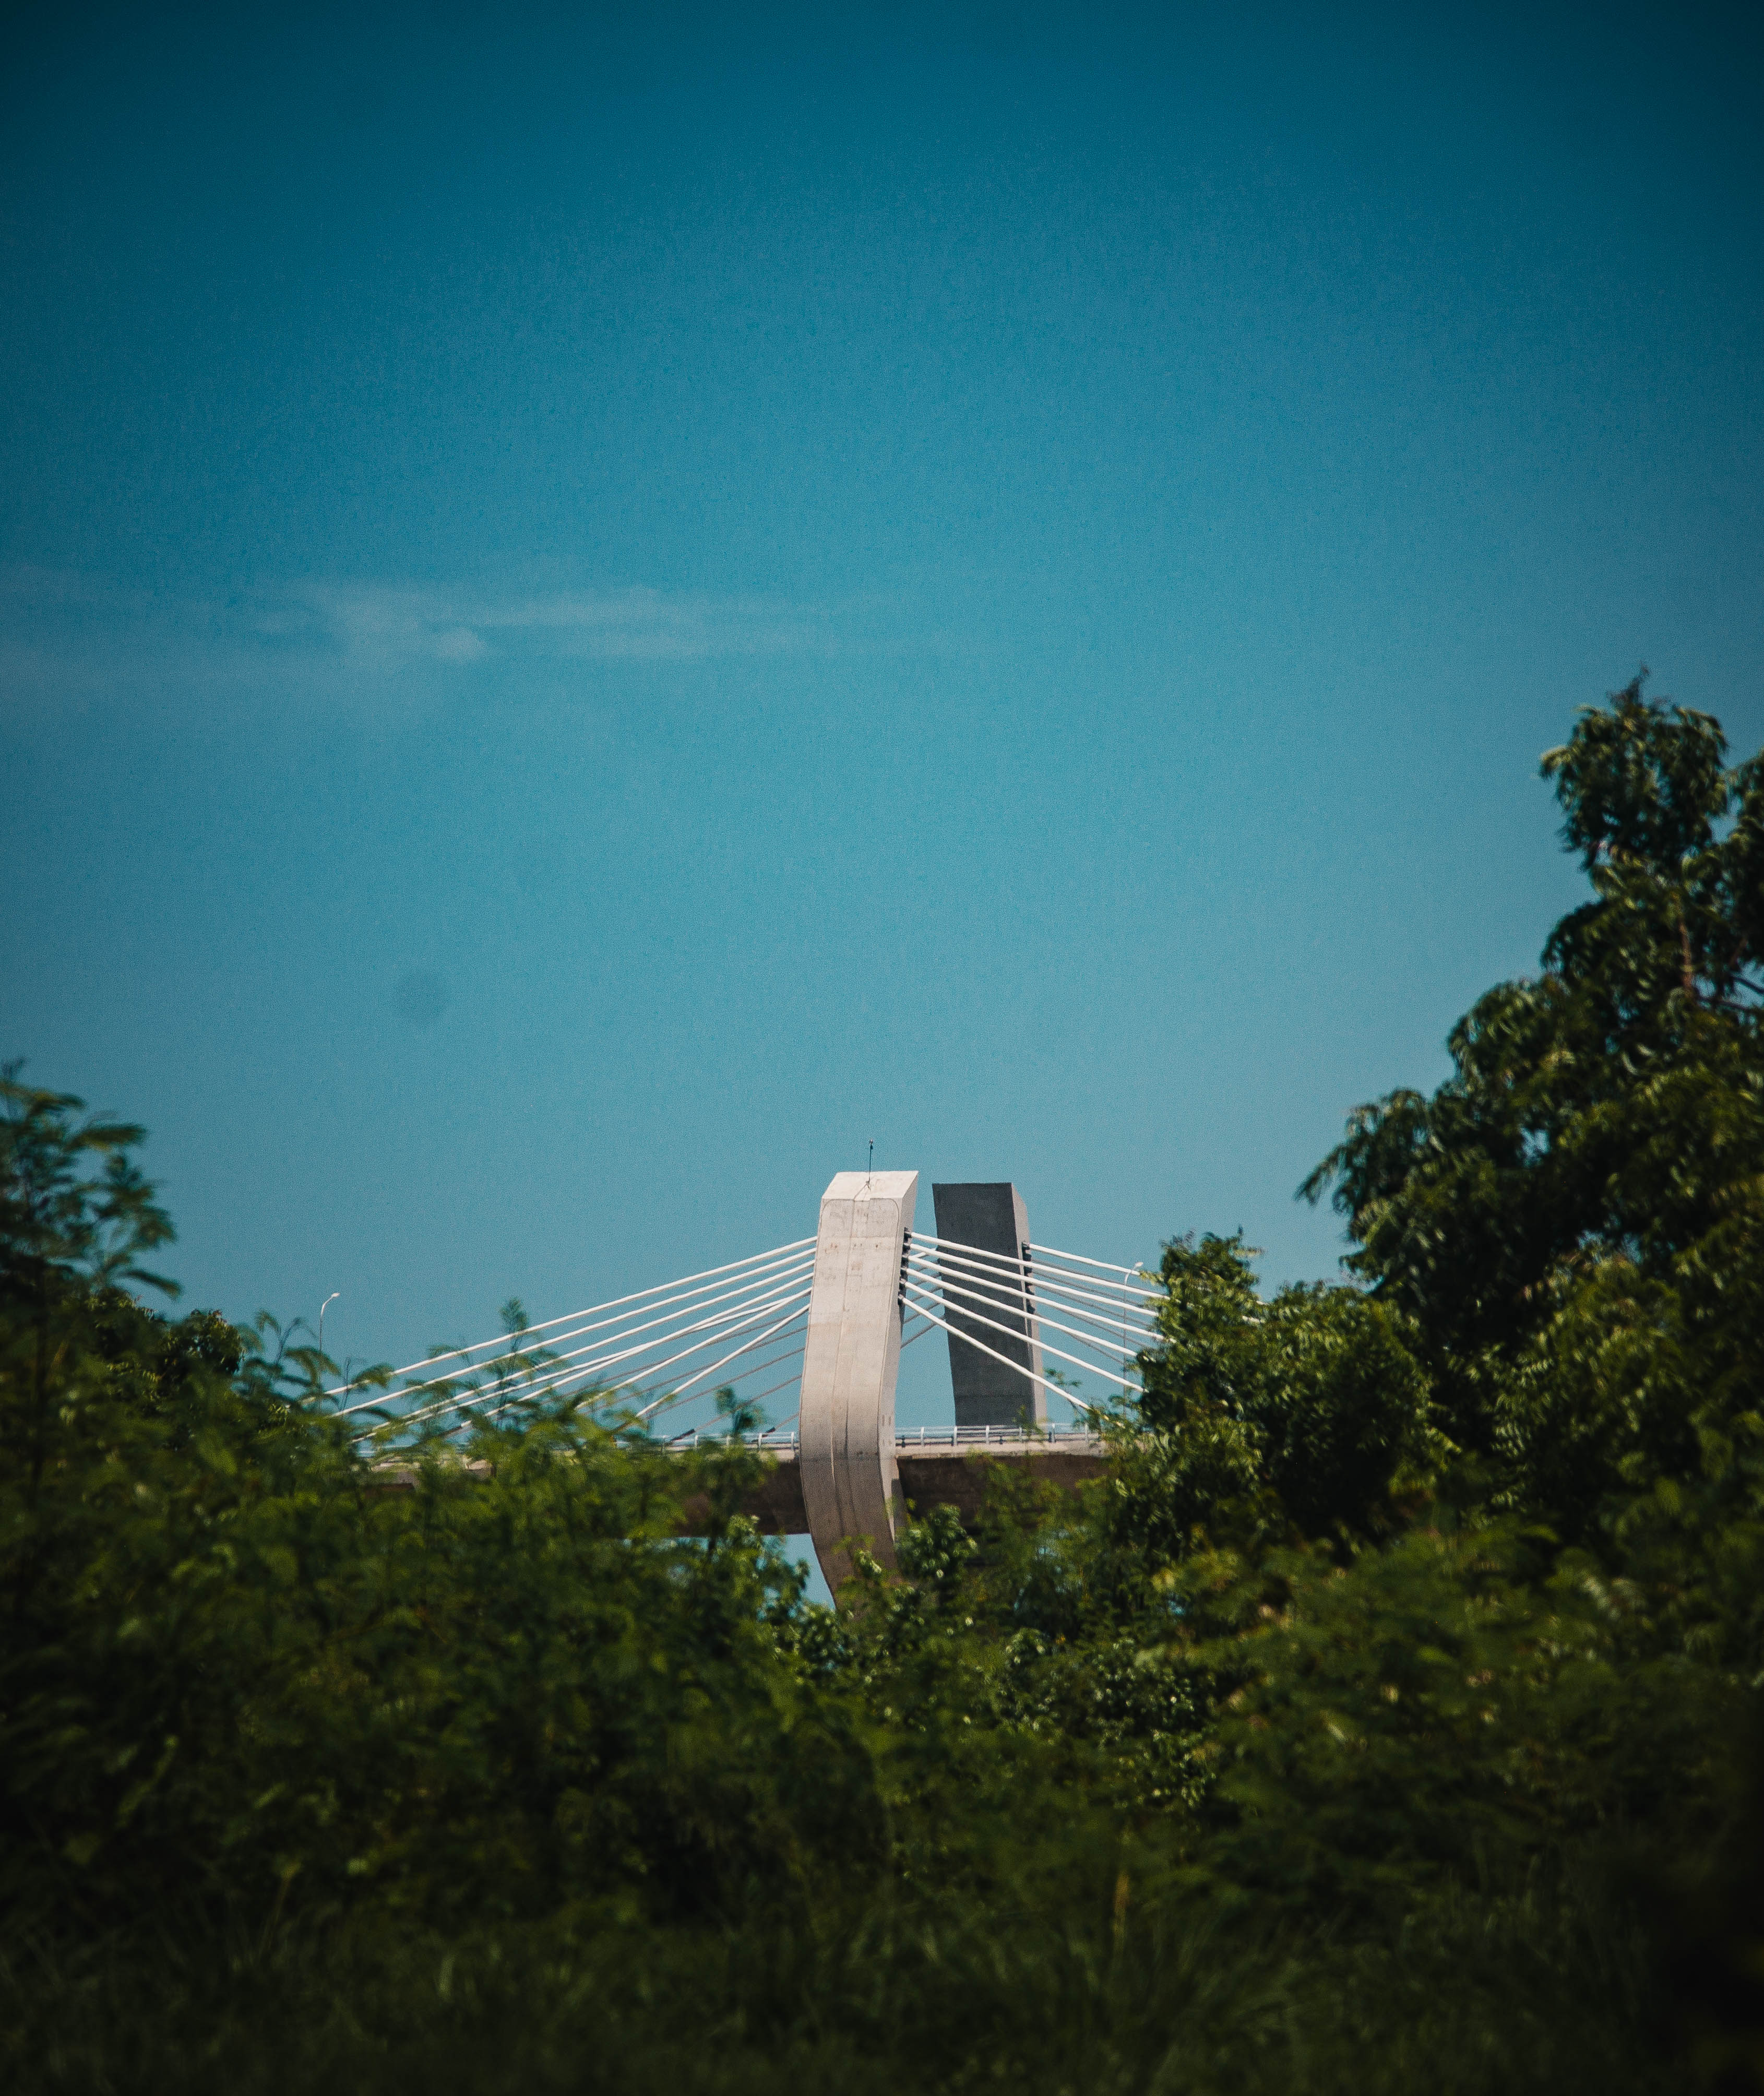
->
[0,567,855,707]
[268,579,841,666]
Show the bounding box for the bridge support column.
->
[932,1182,1046,1429]
[799,1169,916,1595]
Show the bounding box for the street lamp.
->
[319,1292,340,1363]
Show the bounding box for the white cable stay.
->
[327,1236,816,1395]
[504,1324,814,1435]
[902,1277,1143,1396]
[588,1290,809,1418]
[944,1256,1155,1313]
[911,1241,1161,1327]
[352,1283,813,1441]
[462,1285,813,1430]
[622,1300,934,1435]
[457,1257,1098,1442]
[635,1297,814,1421]
[341,1255,813,1419]
[336,1251,817,1419]
[915,1233,1158,1301]
[373,1297,926,1451]
[338,1232,1150,1454]
[893,1291,1108,1418]
[905,1257,1150,1364]
[919,1230,1153,1286]
[627,1317,811,1422]
[370,1273,812,1427]
[909,1272,1157,1358]
[922,1232,1156,1299]
[461,1287,814,1435]
[905,1242,1032,1299]
[434,1324,814,1446]
[486,1299,940,1445]
[442,1335,815,1447]
[900,1278,1142,1401]
[935,1280,1153,1350]
[448,1291,813,1440]
[684,1347,819,1430]
[659,1333,807,1398]
[335,1283,812,1425]
[1029,1241,1151,1279]
[701,1311,933,1450]
[682,1344,806,1418]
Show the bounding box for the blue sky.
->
[4,2,1762,1447]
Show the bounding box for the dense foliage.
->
[4,677,1762,2092]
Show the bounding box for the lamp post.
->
[319,1293,340,1364]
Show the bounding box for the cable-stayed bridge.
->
[328,1172,1159,1592]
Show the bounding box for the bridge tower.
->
[931,1181,1046,1430]
[800,1173,1054,1592]
[798,1170,916,1591]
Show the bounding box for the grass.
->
[3,1866,1667,2096]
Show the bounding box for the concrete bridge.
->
[338,1172,1155,1595]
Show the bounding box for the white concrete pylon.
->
[798,1169,916,1594]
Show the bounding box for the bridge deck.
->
[701,1431,1112,1535]
[373,1429,1114,1539]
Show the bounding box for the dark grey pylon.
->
[930,1182,1046,1429]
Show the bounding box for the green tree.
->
[1130,1233,1445,1553]
[1300,679,1764,1559]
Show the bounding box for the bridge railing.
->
[660,1421,1113,1452]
